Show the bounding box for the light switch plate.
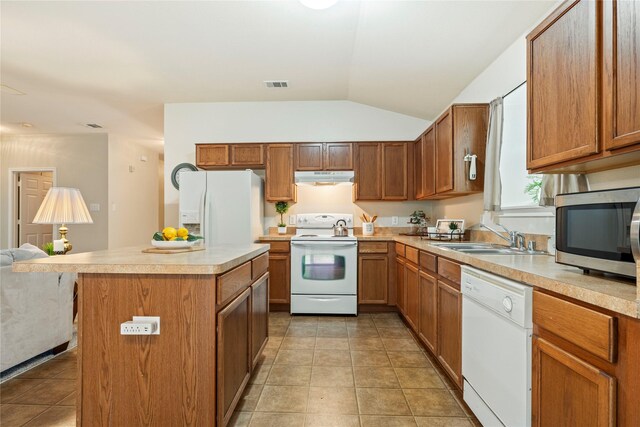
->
[289,215,296,225]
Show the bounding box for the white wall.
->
[107,134,162,248]
[164,100,430,227]
[0,133,109,252]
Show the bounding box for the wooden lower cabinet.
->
[251,273,269,368]
[396,257,406,315]
[437,279,462,388]
[532,336,616,427]
[217,288,252,427]
[404,262,419,330]
[358,254,389,304]
[418,270,437,354]
[263,241,290,305]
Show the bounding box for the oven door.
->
[291,240,357,295]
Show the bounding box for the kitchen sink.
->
[431,242,547,255]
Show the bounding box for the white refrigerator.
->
[179,170,264,245]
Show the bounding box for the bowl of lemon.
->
[151,227,203,248]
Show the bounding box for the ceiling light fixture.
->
[299,0,338,10]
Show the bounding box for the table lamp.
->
[32,187,93,254]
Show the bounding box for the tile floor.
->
[0,312,480,427]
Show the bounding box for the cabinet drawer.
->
[395,243,406,257]
[533,291,617,362]
[252,253,269,280]
[405,246,419,265]
[359,241,388,254]
[266,241,290,253]
[419,251,437,273]
[217,262,252,307]
[437,258,461,285]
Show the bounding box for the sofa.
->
[1,244,76,372]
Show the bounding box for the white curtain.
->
[538,174,590,206]
[483,97,504,211]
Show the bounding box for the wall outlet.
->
[120,316,160,335]
[391,216,399,226]
[289,215,296,225]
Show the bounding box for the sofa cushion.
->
[0,250,12,267]
[12,243,48,262]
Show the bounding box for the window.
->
[499,82,543,209]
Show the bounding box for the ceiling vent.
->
[264,80,289,88]
[85,123,103,129]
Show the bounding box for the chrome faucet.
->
[480,223,527,251]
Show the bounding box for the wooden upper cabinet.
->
[414,136,425,200]
[196,144,229,168]
[527,0,600,170]
[196,144,263,169]
[296,143,324,170]
[265,144,296,202]
[325,142,353,170]
[354,143,382,200]
[422,126,436,198]
[603,0,640,151]
[435,109,454,194]
[230,144,264,167]
[382,142,408,200]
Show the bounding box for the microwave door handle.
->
[631,198,640,262]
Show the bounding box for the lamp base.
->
[58,225,72,254]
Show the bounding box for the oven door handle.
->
[291,241,357,247]
[631,198,640,262]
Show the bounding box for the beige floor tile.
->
[22,405,76,427]
[255,385,309,413]
[313,350,351,366]
[0,404,49,427]
[414,417,473,427]
[316,317,347,325]
[395,368,444,389]
[16,359,70,380]
[353,367,400,388]
[403,389,465,417]
[290,316,318,325]
[56,391,76,406]
[347,326,379,338]
[348,337,384,351]
[356,388,411,415]
[271,311,292,319]
[270,325,289,337]
[370,312,400,319]
[0,379,41,403]
[350,351,391,367]
[250,412,306,427]
[266,365,312,386]
[315,337,349,350]
[265,337,284,349]
[9,379,75,405]
[274,350,314,366]
[387,352,432,368]
[249,362,272,384]
[304,413,359,427]
[236,383,264,412]
[255,352,276,366]
[345,316,374,327]
[316,326,349,338]
[360,415,418,427]
[53,366,77,380]
[281,337,316,350]
[372,317,406,328]
[310,366,354,387]
[377,327,413,339]
[307,387,358,415]
[286,326,318,337]
[381,338,421,352]
[229,411,253,427]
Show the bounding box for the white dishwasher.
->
[461,266,532,427]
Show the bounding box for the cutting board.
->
[142,246,206,254]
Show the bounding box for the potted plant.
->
[408,210,429,234]
[275,201,289,234]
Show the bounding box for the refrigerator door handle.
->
[201,189,208,243]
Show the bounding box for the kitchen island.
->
[14,244,270,427]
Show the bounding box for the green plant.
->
[275,201,289,227]
[525,176,543,204]
[448,222,459,231]
[408,210,428,225]
[42,242,54,256]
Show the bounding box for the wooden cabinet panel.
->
[396,258,406,315]
[414,137,425,199]
[395,243,405,258]
[437,279,462,388]
[405,246,419,265]
[533,291,616,362]
[419,251,437,273]
[251,253,269,280]
[354,143,382,200]
[527,0,600,169]
[217,288,251,427]
[217,262,252,307]
[359,241,388,254]
[423,126,436,198]
[268,253,290,304]
[404,262,419,331]
[358,255,389,304]
[452,105,488,193]
[267,241,290,253]
[532,336,616,427]
[437,258,461,286]
[418,270,438,354]
[251,273,269,368]
[266,144,296,202]
[603,0,640,151]
[325,142,353,170]
[435,109,454,194]
[196,144,229,168]
[230,144,264,167]
[296,143,324,170]
[381,142,408,200]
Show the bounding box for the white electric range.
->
[290,213,358,315]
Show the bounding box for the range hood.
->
[294,171,354,185]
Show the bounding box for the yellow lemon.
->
[177,227,189,238]
[162,227,177,240]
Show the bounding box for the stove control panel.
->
[296,213,353,229]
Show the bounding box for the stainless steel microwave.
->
[556,187,640,279]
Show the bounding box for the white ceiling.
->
[0,0,554,146]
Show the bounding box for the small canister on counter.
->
[362,222,374,236]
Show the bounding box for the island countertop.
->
[12,243,270,275]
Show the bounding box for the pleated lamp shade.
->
[33,187,94,224]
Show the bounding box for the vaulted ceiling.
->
[1,0,554,145]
